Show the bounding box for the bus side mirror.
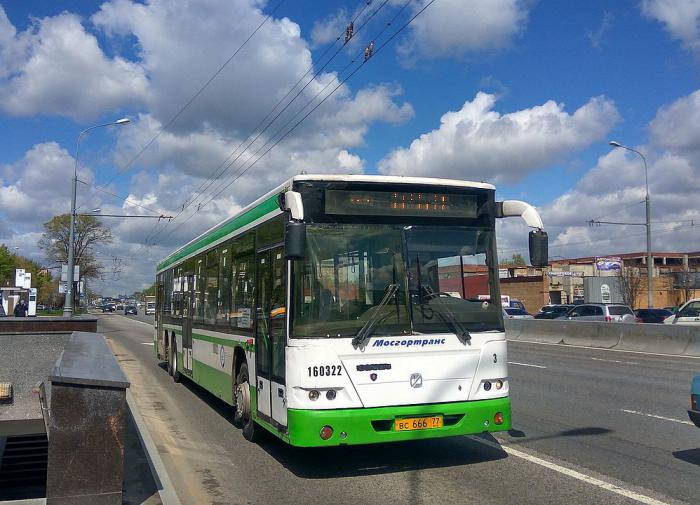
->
[529,229,548,267]
[285,221,306,260]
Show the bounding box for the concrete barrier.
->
[505,319,700,356]
[617,323,691,355]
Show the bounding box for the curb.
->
[126,390,181,505]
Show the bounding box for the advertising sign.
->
[60,264,80,282]
[600,283,612,303]
[15,268,25,288]
[547,271,584,277]
[596,257,622,271]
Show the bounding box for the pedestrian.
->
[13,300,25,317]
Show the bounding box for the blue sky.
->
[1,0,699,294]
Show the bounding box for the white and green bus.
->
[154,174,548,447]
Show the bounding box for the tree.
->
[617,266,644,309]
[0,245,14,286]
[38,214,113,283]
[503,253,526,266]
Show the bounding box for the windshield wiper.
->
[352,283,399,348]
[420,287,471,345]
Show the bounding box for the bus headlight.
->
[483,381,492,391]
[495,380,504,390]
[308,390,320,401]
[326,389,336,401]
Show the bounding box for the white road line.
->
[590,357,639,365]
[142,342,155,346]
[473,437,670,505]
[511,339,700,360]
[508,361,547,369]
[620,409,694,426]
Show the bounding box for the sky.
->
[1,0,700,296]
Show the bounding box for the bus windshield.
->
[292,224,502,338]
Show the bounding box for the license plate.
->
[395,415,443,431]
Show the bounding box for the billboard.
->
[595,256,622,271]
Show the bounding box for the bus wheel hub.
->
[236,382,251,420]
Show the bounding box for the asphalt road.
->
[97,314,698,505]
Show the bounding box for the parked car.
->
[124,305,138,315]
[534,304,574,319]
[663,298,700,325]
[565,303,635,322]
[116,303,124,311]
[690,374,700,428]
[503,307,534,319]
[102,304,116,312]
[634,308,673,323]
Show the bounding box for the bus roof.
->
[156,174,496,273]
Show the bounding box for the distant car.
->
[689,374,700,428]
[503,307,534,319]
[124,305,138,315]
[534,304,573,319]
[36,304,46,311]
[565,303,635,322]
[116,303,124,311]
[663,298,700,325]
[508,299,526,310]
[102,304,116,312]
[634,308,673,324]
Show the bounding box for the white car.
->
[664,298,700,325]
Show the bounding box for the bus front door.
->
[181,274,194,374]
[254,246,287,430]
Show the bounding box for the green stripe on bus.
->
[193,358,233,404]
[157,195,280,272]
[285,397,511,447]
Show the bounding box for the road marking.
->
[620,409,694,426]
[142,342,155,346]
[473,437,670,505]
[511,339,700,360]
[590,357,639,365]
[508,361,547,369]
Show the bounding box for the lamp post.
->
[64,118,130,317]
[609,141,653,308]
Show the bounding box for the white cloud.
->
[378,92,619,183]
[642,0,700,52]
[648,88,700,157]
[398,0,531,62]
[0,8,148,119]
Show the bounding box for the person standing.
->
[14,299,25,317]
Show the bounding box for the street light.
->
[609,140,653,308]
[64,118,131,317]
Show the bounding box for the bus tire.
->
[234,362,259,442]
[170,338,181,383]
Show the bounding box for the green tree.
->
[38,214,113,282]
[503,253,526,266]
[0,244,14,286]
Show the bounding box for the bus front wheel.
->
[234,362,259,442]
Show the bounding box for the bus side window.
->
[231,232,255,330]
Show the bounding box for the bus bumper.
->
[286,397,510,447]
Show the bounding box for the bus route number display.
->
[325,190,477,218]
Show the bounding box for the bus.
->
[154,174,548,447]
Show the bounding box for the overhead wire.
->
[147,0,422,245]
[140,0,392,247]
[97,0,287,190]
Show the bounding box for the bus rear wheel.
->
[170,338,181,383]
[234,362,259,442]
